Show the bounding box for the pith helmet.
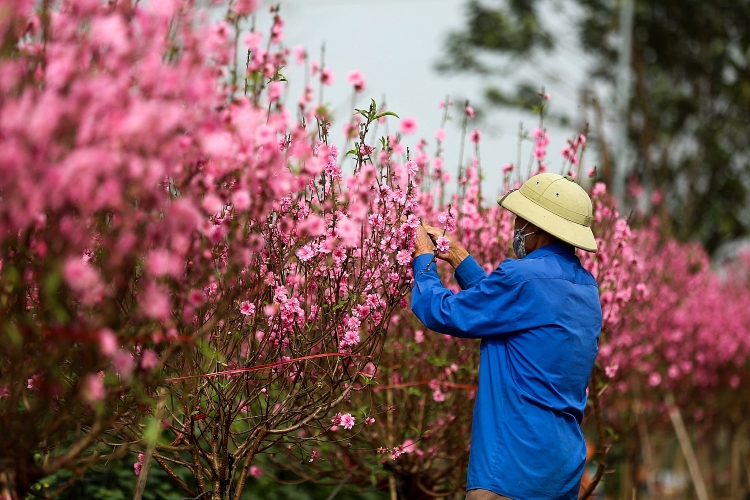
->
[498,173,597,252]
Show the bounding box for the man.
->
[411,173,602,500]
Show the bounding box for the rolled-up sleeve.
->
[411,254,519,338]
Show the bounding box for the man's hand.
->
[424,224,470,268]
[414,224,435,258]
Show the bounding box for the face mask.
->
[512,222,536,259]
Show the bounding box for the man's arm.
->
[411,254,518,338]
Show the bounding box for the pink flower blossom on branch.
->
[347,70,366,92]
[240,301,256,316]
[436,236,450,254]
[340,413,355,430]
[399,117,417,135]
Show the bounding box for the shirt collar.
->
[526,240,575,258]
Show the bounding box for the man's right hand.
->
[424,224,470,268]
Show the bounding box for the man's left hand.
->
[414,224,435,257]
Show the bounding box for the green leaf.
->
[427,355,449,368]
[374,111,399,120]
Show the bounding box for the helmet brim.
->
[499,190,598,253]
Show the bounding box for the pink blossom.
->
[604,364,618,378]
[296,245,316,262]
[399,117,417,135]
[240,300,256,316]
[648,372,662,387]
[232,0,259,15]
[401,439,417,454]
[414,330,424,343]
[340,413,355,430]
[250,465,263,478]
[140,350,159,370]
[244,31,263,50]
[268,81,283,102]
[343,330,360,346]
[62,258,102,297]
[364,416,376,425]
[432,389,445,402]
[27,375,41,390]
[202,194,224,215]
[331,412,342,426]
[232,190,251,210]
[470,129,481,144]
[293,45,305,64]
[436,236,450,254]
[346,70,366,92]
[396,250,411,266]
[337,218,359,247]
[320,67,334,85]
[465,106,475,118]
[255,125,275,146]
[82,373,105,402]
[99,329,118,357]
[651,189,663,205]
[298,215,326,237]
[188,289,206,307]
[435,129,447,141]
[140,284,170,321]
[502,163,514,174]
[405,160,418,176]
[113,351,135,379]
[544,93,551,100]
[146,249,182,278]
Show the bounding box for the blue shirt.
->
[411,241,601,500]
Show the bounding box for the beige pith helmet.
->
[498,173,597,253]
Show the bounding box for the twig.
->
[133,388,168,500]
[665,392,710,500]
[579,368,610,499]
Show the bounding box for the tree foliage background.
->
[438,0,750,254]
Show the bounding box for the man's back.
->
[411,241,601,500]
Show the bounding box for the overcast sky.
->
[254,0,601,197]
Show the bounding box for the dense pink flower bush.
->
[0,2,417,497]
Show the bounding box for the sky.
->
[253,0,604,198]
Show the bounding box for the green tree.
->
[439,0,750,253]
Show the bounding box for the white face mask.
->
[512,222,536,259]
